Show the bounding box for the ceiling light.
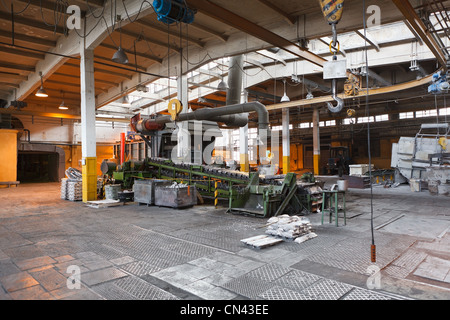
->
[35,72,48,98]
[217,78,228,91]
[112,18,129,65]
[112,46,129,64]
[122,94,131,105]
[280,79,290,102]
[59,101,68,110]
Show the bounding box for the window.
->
[440,107,450,116]
[271,124,293,131]
[375,114,389,122]
[416,109,437,118]
[299,122,310,128]
[319,121,325,127]
[357,116,374,123]
[343,118,355,125]
[325,120,336,126]
[399,112,414,119]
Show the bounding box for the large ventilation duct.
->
[132,101,269,135]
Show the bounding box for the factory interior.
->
[0,0,449,305]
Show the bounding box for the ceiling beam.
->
[64,62,133,80]
[0,62,34,72]
[190,22,229,42]
[135,20,205,48]
[53,72,118,87]
[355,30,380,52]
[255,0,296,25]
[186,0,326,68]
[0,45,45,60]
[84,0,154,50]
[0,72,28,81]
[0,11,65,35]
[120,29,182,53]
[256,50,287,66]
[0,30,56,48]
[8,0,150,104]
[99,43,163,64]
[0,108,130,123]
[392,0,447,69]
[0,82,20,89]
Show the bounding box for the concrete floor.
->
[0,178,449,301]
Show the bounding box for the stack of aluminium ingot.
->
[67,181,83,201]
[60,178,68,200]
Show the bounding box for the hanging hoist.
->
[319,0,346,113]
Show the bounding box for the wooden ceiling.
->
[0,0,449,124]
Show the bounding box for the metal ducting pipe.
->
[217,54,249,129]
[131,101,268,135]
[227,55,244,106]
[179,101,269,131]
[148,101,267,129]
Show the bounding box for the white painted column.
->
[80,48,96,158]
[282,107,290,173]
[80,47,97,202]
[177,73,190,163]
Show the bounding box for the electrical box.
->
[323,59,347,79]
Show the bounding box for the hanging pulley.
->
[318,0,345,25]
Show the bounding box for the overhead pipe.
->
[221,54,249,128]
[132,101,269,135]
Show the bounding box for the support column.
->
[80,47,97,202]
[176,72,190,163]
[312,106,320,176]
[239,124,249,172]
[282,108,290,174]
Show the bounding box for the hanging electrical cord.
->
[362,0,376,263]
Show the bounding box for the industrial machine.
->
[391,123,450,194]
[325,146,350,176]
[111,157,323,218]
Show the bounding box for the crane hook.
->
[327,78,344,113]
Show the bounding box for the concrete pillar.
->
[282,108,290,174]
[80,47,97,202]
[312,106,320,175]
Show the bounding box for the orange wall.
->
[0,129,18,187]
[58,145,115,176]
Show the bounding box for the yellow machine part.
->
[318,0,345,24]
[168,98,183,121]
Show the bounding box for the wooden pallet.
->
[240,235,283,249]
